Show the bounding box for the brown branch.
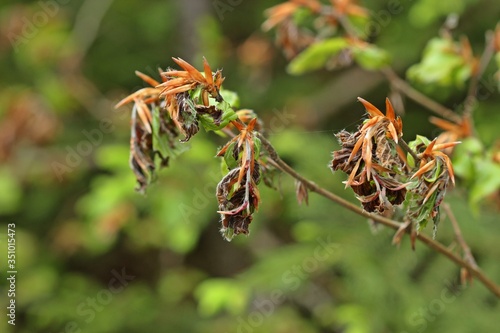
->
[399,138,420,164]
[257,132,500,299]
[463,30,496,118]
[443,203,478,269]
[381,67,462,124]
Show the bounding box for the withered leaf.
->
[295,180,309,205]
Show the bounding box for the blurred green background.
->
[0,0,499,332]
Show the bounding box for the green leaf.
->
[407,38,471,90]
[407,152,416,169]
[292,6,314,26]
[219,88,240,108]
[287,37,349,75]
[452,137,483,180]
[423,159,442,183]
[253,136,261,159]
[408,135,431,152]
[198,100,238,132]
[469,160,500,209]
[223,141,239,170]
[352,44,391,70]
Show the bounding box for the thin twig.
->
[321,6,359,38]
[72,0,115,60]
[399,138,420,164]
[463,31,496,118]
[381,67,462,124]
[257,132,500,298]
[443,203,478,269]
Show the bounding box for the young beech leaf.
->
[287,37,349,75]
[253,136,262,159]
[198,100,238,131]
[352,44,391,70]
[407,37,472,90]
[469,160,500,212]
[222,141,239,170]
[219,89,240,109]
[423,161,442,183]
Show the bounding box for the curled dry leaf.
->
[216,119,263,241]
[115,57,232,192]
[430,115,472,154]
[295,180,309,205]
[331,97,406,214]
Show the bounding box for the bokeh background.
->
[1,0,499,332]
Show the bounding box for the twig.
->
[257,132,500,298]
[321,6,359,38]
[399,138,420,164]
[72,0,115,60]
[381,68,462,124]
[443,203,478,269]
[463,31,496,118]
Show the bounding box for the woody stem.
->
[257,132,500,299]
[381,67,462,124]
[399,138,420,164]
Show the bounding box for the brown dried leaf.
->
[295,180,309,205]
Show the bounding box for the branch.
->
[443,203,478,269]
[257,132,500,299]
[463,30,496,118]
[72,0,115,60]
[399,138,420,164]
[381,67,462,124]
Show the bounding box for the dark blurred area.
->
[0,0,499,332]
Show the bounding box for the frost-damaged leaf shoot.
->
[116,57,277,240]
[330,98,459,241]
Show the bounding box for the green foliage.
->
[453,137,500,212]
[287,37,349,75]
[1,1,500,333]
[351,44,391,70]
[287,39,390,74]
[408,0,477,27]
[407,37,472,97]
